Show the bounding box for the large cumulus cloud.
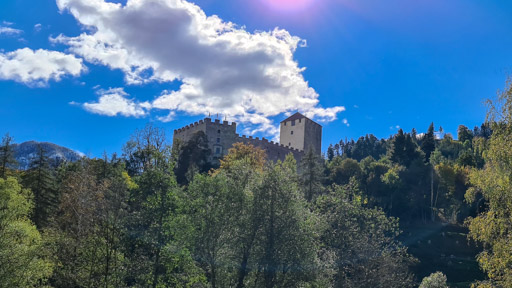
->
[54,0,344,135]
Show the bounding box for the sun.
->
[261,0,316,13]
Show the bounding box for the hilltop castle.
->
[173,112,322,163]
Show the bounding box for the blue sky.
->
[1,0,511,157]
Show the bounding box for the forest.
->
[3,79,512,288]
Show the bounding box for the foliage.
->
[0,133,17,179]
[466,77,512,287]
[0,177,53,287]
[315,183,415,287]
[419,271,448,288]
[22,144,58,228]
[299,147,325,201]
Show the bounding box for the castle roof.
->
[280,112,307,123]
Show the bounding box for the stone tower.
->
[279,112,322,155]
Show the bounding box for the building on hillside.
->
[173,112,322,163]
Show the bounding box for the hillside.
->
[13,141,84,170]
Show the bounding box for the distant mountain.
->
[13,141,85,170]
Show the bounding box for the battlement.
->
[174,117,236,134]
[173,112,318,163]
[237,134,303,154]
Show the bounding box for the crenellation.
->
[173,113,321,164]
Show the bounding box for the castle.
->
[173,112,322,163]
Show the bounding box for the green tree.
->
[458,125,474,144]
[185,173,233,288]
[174,131,212,185]
[253,155,317,288]
[49,160,131,288]
[327,144,335,161]
[419,271,448,288]
[466,77,512,287]
[22,144,58,228]
[299,147,325,201]
[315,182,415,287]
[328,157,362,185]
[126,154,204,287]
[213,143,266,288]
[0,133,17,179]
[0,177,53,287]
[421,123,436,162]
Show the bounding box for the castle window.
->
[299,119,301,123]
[289,142,291,146]
[215,147,221,154]
[291,131,294,135]
[217,138,220,143]
[291,120,295,126]
[217,129,220,133]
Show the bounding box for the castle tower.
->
[280,112,322,154]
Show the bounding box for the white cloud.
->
[83,88,150,117]
[34,23,42,32]
[342,118,349,127]
[54,0,344,136]
[157,111,176,122]
[0,26,22,36]
[0,48,85,86]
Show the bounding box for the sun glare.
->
[261,0,316,12]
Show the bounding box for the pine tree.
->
[22,144,58,228]
[421,123,436,162]
[299,148,325,201]
[0,133,17,179]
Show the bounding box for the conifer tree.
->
[421,123,436,162]
[22,144,58,228]
[299,148,325,202]
[0,133,17,179]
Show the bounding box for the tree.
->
[327,144,335,161]
[457,125,474,144]
[217,142,266,174]
[299,147,325,201]
[123,123,169,176]
[174,131,212,185]
[328,157,362,185]
[22,144,58,228]
[253,155,317,288]
[49,159,132,288]
[315,182,415,287]
[466,77,512,287]
[213,143,266,288]
[0,133,17,179]
[0,177,53,287]
[125,154,204,287]
[389,129,424,167]
[421,123,436,162]
[419,272,448,288]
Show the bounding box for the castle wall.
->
[303,118,322,154]
[236,135,304,163]
[173,120,207,145]
[204,118,237,161]
[173,117,307,165]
